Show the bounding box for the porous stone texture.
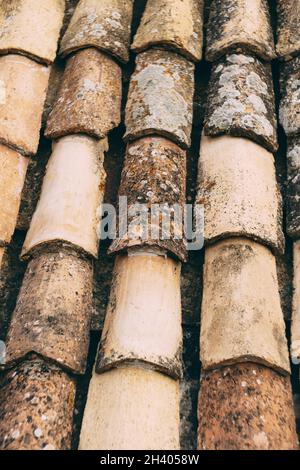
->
[0,54,50,156]
[206,0,275,62]
[198,362,298,450]
[125,49,195,150]
[46,48,122,140]
[200,238,290,375]
[196,134,284,255]
[132,0,204,62]
[109,137,187,262]
[291,241,300,365]
[286,136,300,239]
[0,0,65,65]
[0,357,76,450]
[279,57,300,138]
[4,250,93,374]
[79,367,180,450]
[204,54,278,153]
[59,0,134,63]
[276,0,300,60]
[96,252,182,379]
[0,145,28,245]
[22,135,107,260]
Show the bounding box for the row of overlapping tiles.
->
[0,0,299,450]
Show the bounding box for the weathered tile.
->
[206,0,275,62]
[109,137,187,262]
[0,55,49,156]
[4,250,93,374]
[79,367,180,450]
[286,136,300,239]
[200,238,290,375]
[279,57,300,138]
[198,363,298,450]
[22,135,107,260]
[96,251,182,379]
[42,61,65,126]
[0,357,75,450]
[46,48,122,140]
[132,0,204,62]
[0,145,28,245]
[125,49,195,149]
[0,0,65,65]
[291,241,300,366]
[204,54,277,153]
[59,0,134,63]
[276,0,300,60]
[196,135,284,255]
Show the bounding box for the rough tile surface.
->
[206,0,275,62]
[125,49,195,149]
[0,145,28,245]
[286,136,300,239]
[80,367,180,450]
[198,363,298,450]
[276,0,300,60]
[46,48,122,140]
[196,135,284,254]
[204,54,278,153]
[109,137,187,262]
[0,0,65,64]
[291,241,300,366]
[22,136,107,260]
[60,0,134,63]
[4,251,93,374]
[132,0,204,62]
[0,358,76,450]
[96,252,182,379]
[279,57,300,138]
[0,54,49,156]
[200,238,290,375]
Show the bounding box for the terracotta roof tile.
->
[59,0,134,63]
[96,252,182,379]
[196,134,284,255]
[0,0,65,65]
[279,56,300,138]
[45,48,122,140]
[132,0,204,62]
[276,0,300,61]
[291,241,300,366]
[0,145,28,245]
[286,135,300,239]
[4,250,93,374]
[22,136,107,260]
[206,0,275,62]
[79,366,180,450]
[204,53,278,152]
[0,55,49,156]
[109,137,187,262]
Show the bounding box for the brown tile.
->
[46,48,122,140]
[109,137,187,262]
[22,135,107,260]
[96,252,182,379]
[204,54,277,153]
[196,134,284,255]
[59,0,134,63]
[291,240,300,366]
[4,250,93,374]
[79,367,180,450]
[198,363,298,450]
[0,55,50,156]
[0,357,76,450]
[125,49,195,149]
[286,135,300,239]
[279,57,300,138]
[132,0,204,62]
[276,0,300,60]
[0,145,28,245]
[200,238,290,375]
[0,0,65,65]
[206,0,275,62]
